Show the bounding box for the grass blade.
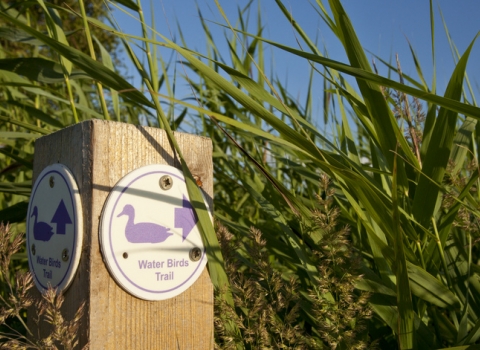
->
[412,34,479,227]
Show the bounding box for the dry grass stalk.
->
[0,223,87,349]
[214,175,374,349]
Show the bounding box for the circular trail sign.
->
[27,164,83,293]
[99,164,209,301]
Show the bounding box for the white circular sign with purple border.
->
[99,164,209,301]
[27,164,83,293]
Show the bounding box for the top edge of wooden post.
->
[37,119,212,142]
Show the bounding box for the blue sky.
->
[112,0,480,120]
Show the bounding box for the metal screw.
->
[123,252,128,259]
[159,175,173,190]
[49,176,55,188]
[189,247,202,262]
[31,244,36,256]
[62,248,69,262]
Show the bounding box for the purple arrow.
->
[175,195,198,241]
[51,199,72,235]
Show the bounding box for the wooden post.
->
[28,120,214,349]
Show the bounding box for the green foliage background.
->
[0,0,480,349]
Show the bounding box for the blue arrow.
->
[174,195,198,241]
[51,199,72,235]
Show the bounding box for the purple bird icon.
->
[31,206,55,242]
[117,204,173,244]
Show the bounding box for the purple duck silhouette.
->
[31,206,55,242]
[117,204,173,243]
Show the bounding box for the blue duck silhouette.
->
[117,204,173,243]
[31,206,55,241]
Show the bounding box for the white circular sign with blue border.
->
[27,164,83,293]
[99,164,209,301]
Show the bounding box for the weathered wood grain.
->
[28,120,214,349]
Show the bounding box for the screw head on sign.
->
[62,248,69,262]
[49,176,55,188]
[189,247,202,262]
[123,252,128,259]
[159,175,173,190]
[31,244,36,256]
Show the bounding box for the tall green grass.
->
[1,0,480,348]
